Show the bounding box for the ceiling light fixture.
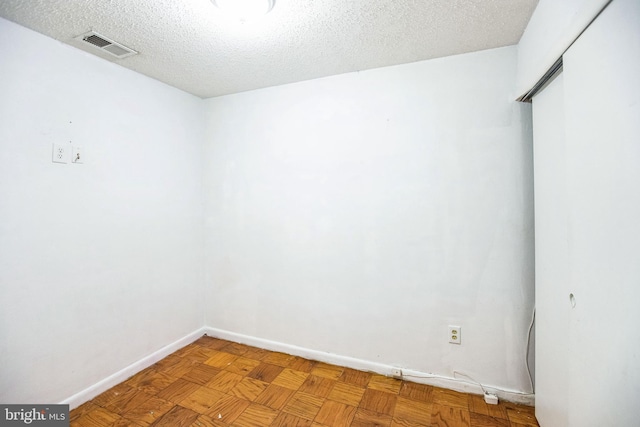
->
[212,0,275,21]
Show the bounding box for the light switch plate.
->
[72,146,83,164]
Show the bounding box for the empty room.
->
[0,0,638,426]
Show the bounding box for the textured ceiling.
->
[0,0,538,98]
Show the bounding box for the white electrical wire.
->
[525,307,536,393]
[400,371,483,393]
[401,371,486,394]
[401,370,535,397]
[402,309,537,397]
[453,371,487,394]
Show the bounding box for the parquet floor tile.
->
[339,368,372,388]
[271,412,314,427]
[469,412,511,427]
[121,396,174,426]
[359,389,397,416]
[310,363,344,380]
[183,346,219,363]
[432,403,471,427]
[221,342,251,357]
[433,387,470,410]
[204,394,250,423]
[233,403,279,427]
[70,335,539,426]
[393,396,432,425]
[72,406,122,427]
[69,402,100,423]
[229,377,270,401]
[103,386,154,415]
[129,370,177,396]
[206,371,245,394]
[351,408,392,427]
[156,378,200,404]
[254,384,296,411]
[367,374,402,394]
[182,363,222,385]
[298,375,335,398]
[247,363,285,383]
[173,344,198,358]
[225,357,262,376]
[190,413,226,426]
[124,367,156,389]
[162,357,198,379]
[399,381,433,402]
[288,357,317,373]
[90,383,133,408]
[327,382,365,407]
[468,393,508,419]
[505,405,539,426]
[391,417,429,427]
[150,405,199,426]
[314,400,357,427]
[179,386,224,413]
[198,336,232,351]
[153,354,181,369]
[271,368,309,390]
[262,351,296,368]
[282,392,324,420]
[242,347,270,361]
[204,351,239,369]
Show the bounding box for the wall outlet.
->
[391,368,403,379]
[448,325,461,344]
[52,143,68,163]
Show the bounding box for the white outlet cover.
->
[52,143,68,163]
[448,325,461,344]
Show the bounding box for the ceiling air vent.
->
[75,31,137,59]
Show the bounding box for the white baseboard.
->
[61,327,207,409]
[61,325,534,409]
[204,327,535,406]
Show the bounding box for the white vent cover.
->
[75,31,137,59]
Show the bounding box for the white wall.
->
[532,71,569,427]
[0,18,205,404]
[562,0,640,424]
[0,15,538,406]
[203,46,535,395]
[531,0,640,424]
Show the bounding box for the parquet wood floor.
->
[70,336,539,427]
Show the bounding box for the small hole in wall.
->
[569,293,576,308]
